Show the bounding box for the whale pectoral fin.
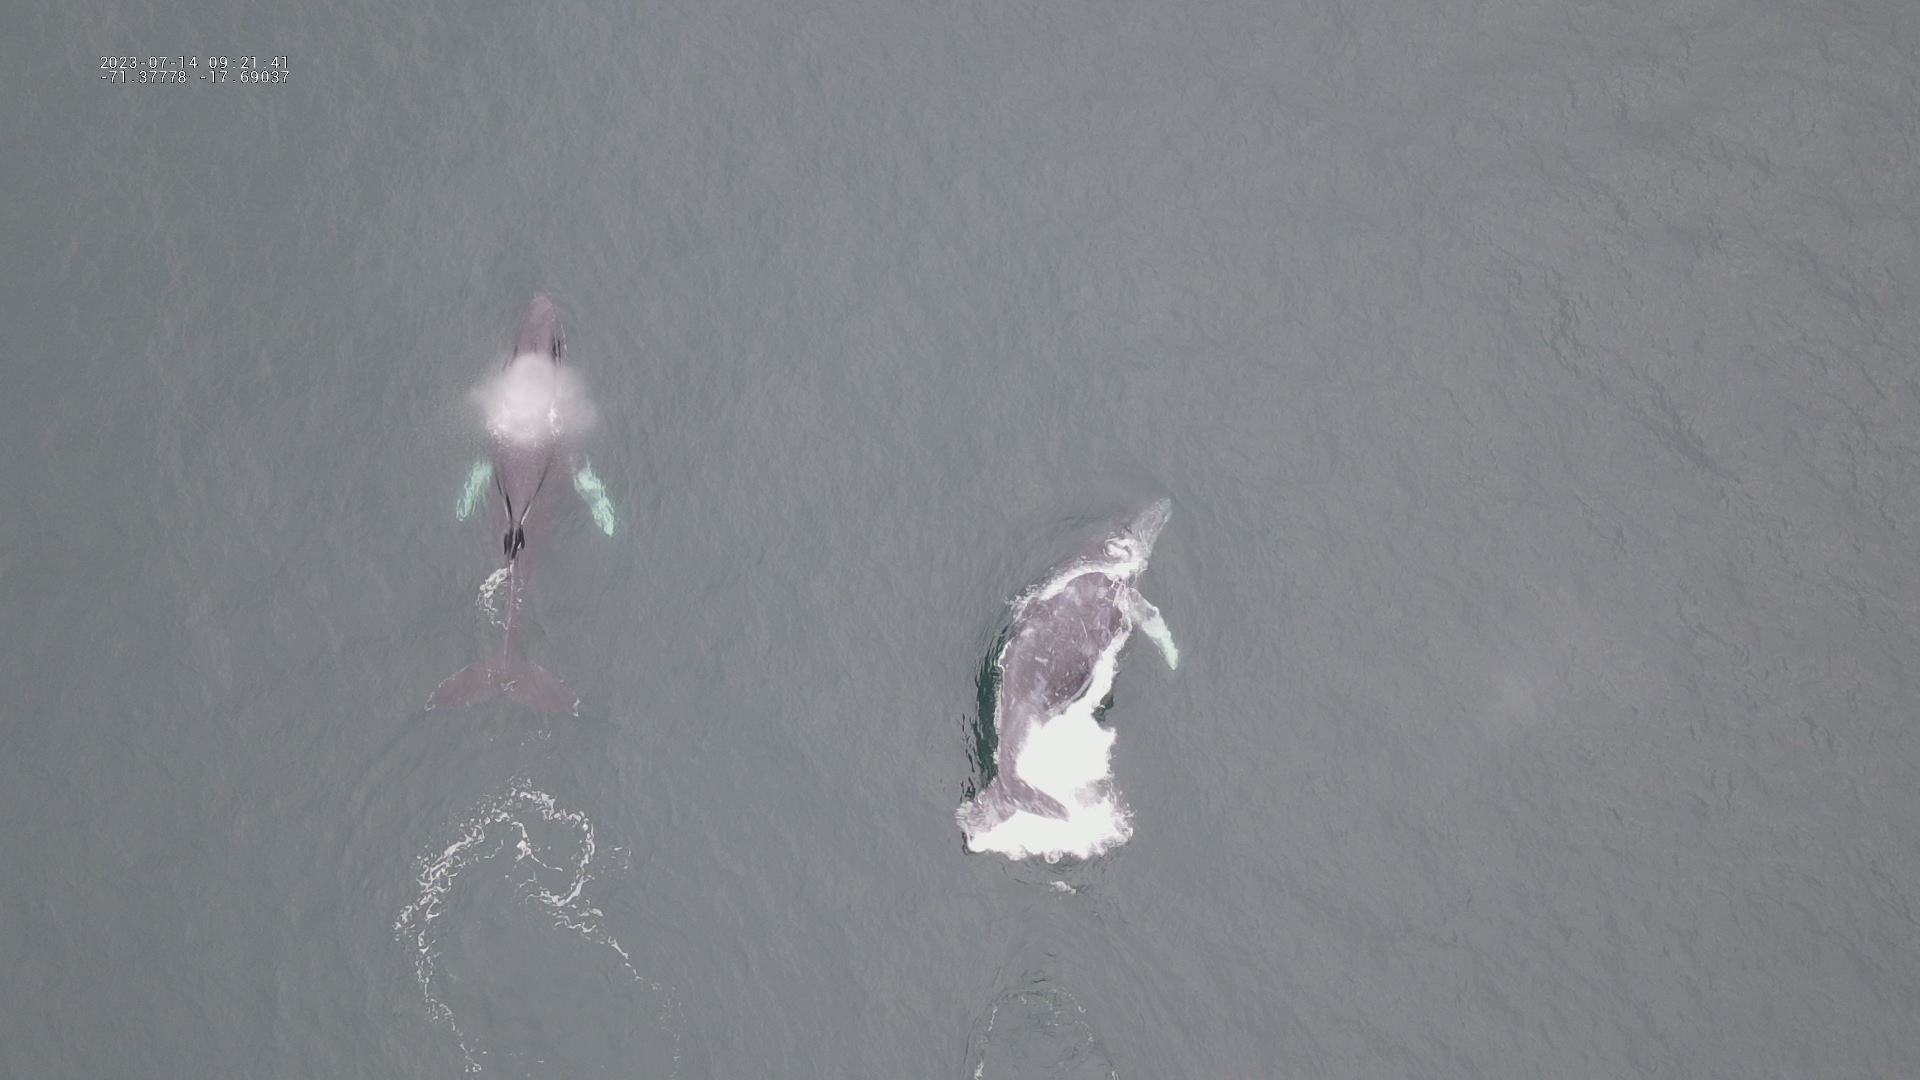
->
[572,461,617,536]
[1127,590,1179,670]
[1141,613,1179,670]
[456,459,493,521]
[426,658,502,711]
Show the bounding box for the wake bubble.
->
[394,782,690,1076]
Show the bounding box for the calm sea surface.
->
[4,1,1918,1077]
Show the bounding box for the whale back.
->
[1000,571,1129,719]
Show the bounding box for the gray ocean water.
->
[4,2,1918,1077]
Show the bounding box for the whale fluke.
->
[426,652,580,716]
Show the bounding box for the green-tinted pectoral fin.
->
[1128,590,1179,670]
[456,459,493,520]
[573,461,617,536]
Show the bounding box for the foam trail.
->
[394,782,688,1075]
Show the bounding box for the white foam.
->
[475,566,512,628]
[394,782,685,1074]
[474,353,597,447]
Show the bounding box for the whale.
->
[959,500,1179,859]
[426,295,590,715]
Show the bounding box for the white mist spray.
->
[474,353,598,448]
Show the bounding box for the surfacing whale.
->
[959,500,1179,861]
[426,295,594,716]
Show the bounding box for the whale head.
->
[512,293,565,363]
[1103,498,1171,568]
[478,295,596,448]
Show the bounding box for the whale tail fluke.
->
[501,654,580,715]
[425,659,499,711]
[426,652,580,716]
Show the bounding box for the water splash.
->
[394,782,688,1075]
[475,567,512,629]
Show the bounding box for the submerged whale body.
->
[959,501,1179,861]
[426,295,591,716]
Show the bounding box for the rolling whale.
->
[959,500,1179,860]
[426,295,598,716]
